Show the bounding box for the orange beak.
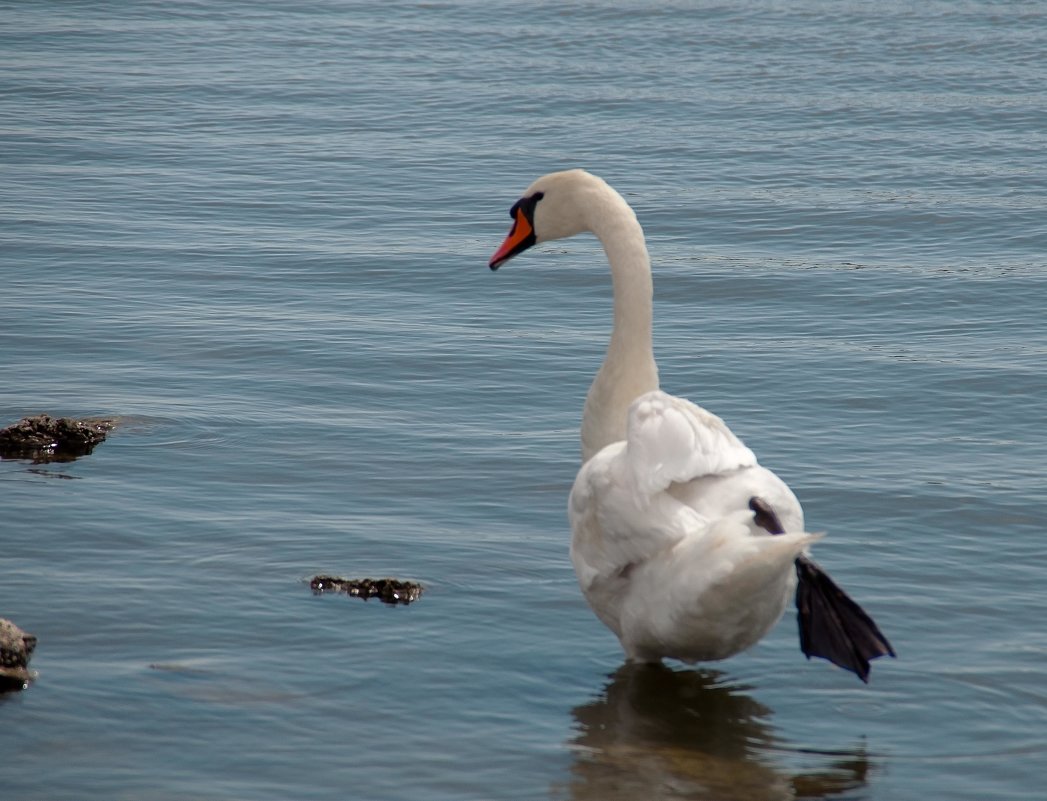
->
[489,206,535,270]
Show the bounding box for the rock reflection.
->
[562,664,871,801]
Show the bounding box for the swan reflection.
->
[562,664,872,801]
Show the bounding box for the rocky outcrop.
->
[0,618,36,692]
[310,576,423,605]
[0,415,114,462]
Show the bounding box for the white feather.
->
[626,391,756,498]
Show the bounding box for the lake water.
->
[2,2,1046,799]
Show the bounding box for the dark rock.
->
[0,618,37,692]
[310,575,423,605]
[0,414,115,463]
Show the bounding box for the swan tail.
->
[794,555,896,683]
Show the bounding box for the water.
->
[2,1,1045,798]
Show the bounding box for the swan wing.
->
[569,441,698,592]
[570,389,765,590]
[626,390,757,497]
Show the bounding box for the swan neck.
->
[581,207,659,461]
[601,218,653,354]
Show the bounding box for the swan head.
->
[489,169,616,270]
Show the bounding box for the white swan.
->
[490,169,894,681]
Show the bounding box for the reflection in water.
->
[561,664,872,801]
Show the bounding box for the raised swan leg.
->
[749,498,896,682]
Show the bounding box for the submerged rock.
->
[0,414,115,463]
[0,618,37,692]
[310,575,423,606]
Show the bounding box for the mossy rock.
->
[310,576,423,605]
[0,414,114,463]
[0,618,36,692]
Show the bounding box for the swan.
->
[489,169,894,682]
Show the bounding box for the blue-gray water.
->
[2,2,1046,799]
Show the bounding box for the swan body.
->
[490,169,894,681]
[569,390,819,663]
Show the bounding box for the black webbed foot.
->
[794,555,895,682]
[749,497,895,683]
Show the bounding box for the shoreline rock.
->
[0,618,37,692]
[0,414,115,463]
[310,576,423,606]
